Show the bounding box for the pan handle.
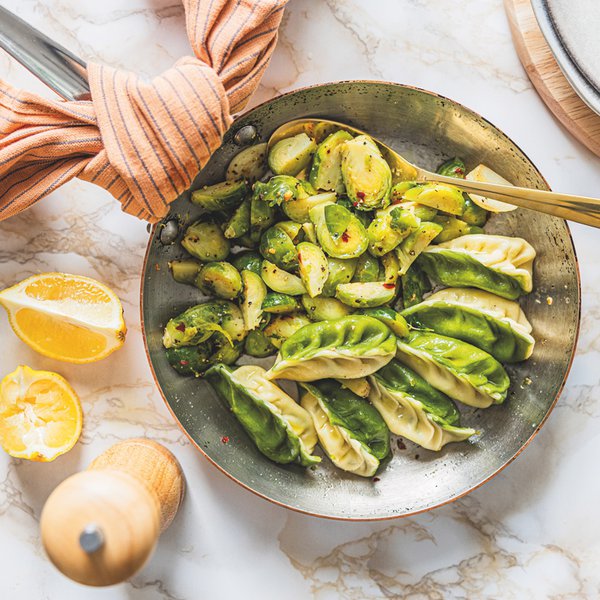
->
[0,5,90,101]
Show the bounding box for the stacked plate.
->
[532,0,600,115]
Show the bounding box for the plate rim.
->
[531,0,600,116]
[140,79,582,521]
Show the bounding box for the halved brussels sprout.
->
[249,193,276,243]
[353,253,382,283]
[264,313,312,348]
[312,122,339,143]
[166,344,213,376]
[166,336,241,377]
[169,259,202,285]
[436,157,466,178]
[162,301,245,348]
[397,200,438,221]
[358,307,409,337]
[191,179,248,213]
[244,329,277,358]
[309,130,353,193]
[301,295,354,321]
[253,175,314,207]
[396,221,443,276]
[259,226,298,271]
[231,251,262,275]
[336,197,371,226]
[276,221,303,243]
[321,257,358,297]
[268,133,317,176]
[336,281,396,308]
[282,191,336,223]
[301,222,318,244]
[432,215,483,244]
[381,251,400,285]
[310,203,368,259]
[262,292,301,314]
[297,241,329,297]
[367,204,419,256]
[462,197,489,227]
[196,262,243,300]
[295,167,309,181]
[182,221,230,262]
[394,182,466,216]
[261,260,306,295]
[241,270,266,331]
[223,198,251,239]
[226,142,268,183]
[258,312,272,330]
[435,158,490,225]
[341,135,392,210]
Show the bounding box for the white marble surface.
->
[1,0,600,598]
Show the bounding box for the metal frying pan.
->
[141,81,580,520]
[0,10,580,519]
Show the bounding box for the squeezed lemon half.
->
[0,365,83,462]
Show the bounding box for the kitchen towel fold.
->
[0,0,288,222]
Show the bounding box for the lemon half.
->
[0,273,126,364]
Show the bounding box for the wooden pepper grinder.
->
[40,438,185,586]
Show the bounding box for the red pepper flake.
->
[454,167,465,175]
[175,322,186,332]
[180,360,189,366]
[397,439,406,450]
[356,191,365,201]
[372,477,380,483]
[221,436,230,444]
[352,201,359,208]
[341,230,350,242]
[383,283,395,289]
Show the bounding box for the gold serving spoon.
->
[268,118,600,228]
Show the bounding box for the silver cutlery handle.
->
[0,5,89,101]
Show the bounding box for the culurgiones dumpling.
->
[395,331,510,409]
[300,379,390,477]
[205,364,320,466]
[416,234,535,300]
[266,315,396,382]
[369,359,476,451]
[401,287,535,363]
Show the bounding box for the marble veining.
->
[1,0,600,598]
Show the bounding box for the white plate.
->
[532,0,600,116]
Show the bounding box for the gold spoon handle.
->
[421,171,600,228]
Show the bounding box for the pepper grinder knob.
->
[40,438,185,586]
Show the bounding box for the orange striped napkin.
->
[0,0,288,223]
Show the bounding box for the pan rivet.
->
[234,125,258,146]
[160,220,179,245]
